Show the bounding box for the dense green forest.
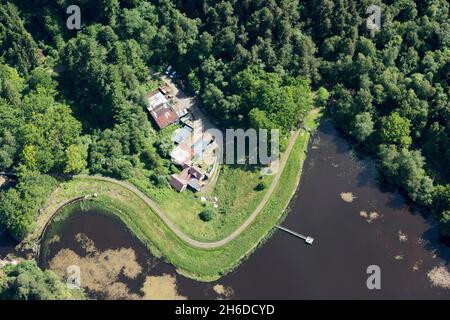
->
[302,0,450,236]
[0,0,449,297]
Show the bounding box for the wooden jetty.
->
[276,226,314,245]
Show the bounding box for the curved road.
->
[37,129,302,250]
[75,130,301,249]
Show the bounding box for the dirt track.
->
[39,130,300,249]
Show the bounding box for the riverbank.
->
[36,110,322,281]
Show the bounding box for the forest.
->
[0,0,449,298]
[303,0,450,236]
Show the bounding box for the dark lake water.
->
[38,120,450,299]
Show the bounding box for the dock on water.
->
[276,226,314,245]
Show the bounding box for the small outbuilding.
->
[170,174,187,192]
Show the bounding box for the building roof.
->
[170,164,206,193]
[189,166,204,180]
[176,108,189,118]
[147,91,168,111]
[170,174,187,192]
[180,114,194,128]
[170,144,193,165]
[173,126,193,145]
[145,90,179,129]
[179,167,191,180]
[148,103,179,129]
[188,178,202,192]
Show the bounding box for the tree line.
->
[302,0,449,236]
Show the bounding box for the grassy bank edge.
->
[38,110,322,281]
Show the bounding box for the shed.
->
[188,178,202,192]
[170,174,187,192]
[173,126,193,145]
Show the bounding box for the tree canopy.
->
[0,260,85,300]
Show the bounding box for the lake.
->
[39,120,450,299]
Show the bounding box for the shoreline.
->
[35,110,322,281]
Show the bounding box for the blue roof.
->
[173,127,192,144]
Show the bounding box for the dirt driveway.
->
[161,75,217,131]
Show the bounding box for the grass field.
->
[39,110,322,281]
[130,163,273,242]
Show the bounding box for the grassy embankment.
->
[131,163,274,242]
[40,110,322,281]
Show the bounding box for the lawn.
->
[130,162,273,242]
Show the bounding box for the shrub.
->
[199,209,216,222]
[255,181,267,191]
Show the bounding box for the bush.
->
[255,181,267,191]
[199,209,216,222]
[151,173,168,188]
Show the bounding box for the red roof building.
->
[170,165,206,193]
[146,91,179,130]
[148,103,179,129]
[170,174,187,192]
